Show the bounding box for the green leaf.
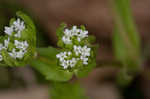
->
[16,11,36,32]
[31,57,73,82]
[88,35,96,43]
[113,0,140,61]
[112,0,141,86]
[113,29,127,62]
[2,49,26,66]
[9,18,16,26]
[56,23,67,48]
[75,61,96,78]
[50,82,87,99]
[37,47,60,60]
[21,27,36,63]
[56,23,66,38]
[80,25,86,31]
[116,68,133,87]
[75,45,98,77]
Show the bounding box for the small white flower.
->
[4,38,10,48]
[71,26,80,35]
[8,40,29,59]
[0,43,8,61]
[73,45,91,65]
[76,30,88,42]
[61,60,68,69]
[9,48,17,59]
[0,55,3,61]
[62,36,72,44]
[56,52,71,61]
[0,44,4,51]
[56,51,78,69]
[83,61,88,65]
[14,40,28,51]
[62,26,88,44]
[13,18,25,32]
[16,50,25,59]
[9,48,26,59]
[68,51,71,56]
[77,37,81,42]
[14,31,21,38]
[57,45,91,69]
[4,26,14,36]
[81,45,91,57]
[4,18,25,38]
[64,29,72,36]
[69,58,77,67]
[73,45,82,56]
[79,30,88,38]
[56,54,61,58]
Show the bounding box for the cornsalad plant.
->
[0,11,97,98]
[0,0,142,98]
[0,12,36,66]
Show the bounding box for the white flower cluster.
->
[4,18,25,38]
[62,26,88,44]
[73,45,91,65]
[56,51,77,69]
[56,26,91,69]
[0,38,10,61]
[56,45,91,69]
[9,40,28,59]
[0,18,28,61]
